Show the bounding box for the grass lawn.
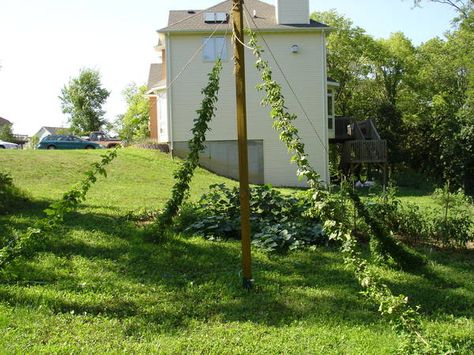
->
[0,148,473,353]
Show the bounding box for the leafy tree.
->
[402,10,474,190]
[28,135,39,149]
[370,33,417,166]
[59,68,110,134]
[0,124,14,142]
[115,84,150,142]
[413,0,473,19]
[314,8,474,190]
[55,128,72,136]
[311,11,377,117]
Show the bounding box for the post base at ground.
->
[242,277,254,290]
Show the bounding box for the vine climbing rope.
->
[244,27,431,352]
[146,5,234,240]
[147,59,223,241]
[0,148,119,271]
[242,10,425,272]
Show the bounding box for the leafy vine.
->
[321,195,429,353]
[0,149,118,271]
[246,28,430,352]
[146,59,223,241]
[247,33,321,189]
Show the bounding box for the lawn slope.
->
[0,149,473,353]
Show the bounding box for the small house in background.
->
[33,126,68,142]
[147,63,166,142]
[147,0,335,187]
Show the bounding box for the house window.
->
[327,89,335,129]
[204,12,229,23]
[203,37,228,62]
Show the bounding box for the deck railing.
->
[343,140,387,164]
[13,134,29,144]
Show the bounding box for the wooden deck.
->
[342,140,387,164]
[13,134,29,146]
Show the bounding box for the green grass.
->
[0,149,473,353]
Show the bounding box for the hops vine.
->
[247,33,321,189]
[147,60,223,241]
[0,149,118,270]
[246,28,430,352]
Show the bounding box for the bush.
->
[431,213,473,248]
[0,172,29,214]
[430,186,474,248]
[181,184,327,252]
[397,202,431,243]
[363,186,473,248]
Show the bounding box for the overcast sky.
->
[0,0,457,135]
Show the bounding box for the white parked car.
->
[0,140,19,149]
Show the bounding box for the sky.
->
[0,0,458,136]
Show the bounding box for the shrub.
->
[363,185,473,248]
[397,202,431,243]
[430,186,474,248]
[182,184,326,252]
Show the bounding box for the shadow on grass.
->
[0,199,52,246]
[1,206,473,333]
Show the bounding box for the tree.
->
[115,84,150,142]
[314,8,474,189]
[402,10,474,190]
[413,0,473,19]
[311,11,377,118]
[0,124,14,142]
[59,68,110,134]
[370,33,417,166]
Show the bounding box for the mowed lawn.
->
[0,149,473,353]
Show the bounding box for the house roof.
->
[43,127,63,134]
[159,0,328,33]
[147,63,165,91]
[33,126,65,137]
[0,117,12,126]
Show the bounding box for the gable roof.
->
[147,63,165,91]
[43,127,63,134]
[0,117,12,126]
[33,126,64,137]
[159,0,327,33]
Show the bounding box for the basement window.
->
[203,37,228,62]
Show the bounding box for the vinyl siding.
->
[168,31,328,187]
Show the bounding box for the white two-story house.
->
[147,0,337,187]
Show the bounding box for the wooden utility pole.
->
[232,0,253,289]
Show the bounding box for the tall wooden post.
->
[233,0,253,289]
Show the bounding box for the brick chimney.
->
[276,0,310,25]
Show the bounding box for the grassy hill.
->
[0,148,235,211]
[0,149,473,353]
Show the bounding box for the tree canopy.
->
[312,8,474,192]
[413,0,473,19]
[59,68,110,134]
[115,84,150,143]
[0,124,14,142]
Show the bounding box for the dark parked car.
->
[37,135,103,150]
